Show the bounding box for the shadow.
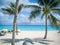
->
[0,37,54,45]
[1,38,34,45]
[23,38,34,45]
[0,32,6,36]
[32,38,54,45]
[33,38,54,42]
[1,39,24,43]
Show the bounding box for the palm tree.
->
[25,0,60,39]
[1,0,24,45]
[58,0,60,33]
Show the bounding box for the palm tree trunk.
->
[12,15,17,45]
[59,30,60,33]
[58,30,60,33]
[44,15,48,39]
[12,0,19,45]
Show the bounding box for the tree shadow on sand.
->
[32,38,54,45]
[0,38,24,43]
[0,38,54,45]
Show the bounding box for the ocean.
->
[0,25,59,31]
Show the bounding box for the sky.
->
[0,0,60,25]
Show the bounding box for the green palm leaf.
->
[18,4,24,13]
[10,2,16,8]
[1,7,14,14]
[29,9,41,20]
[41,10,47,19]
[24,5,41,9]
[49,13,60,27]
[1,3,24,15]
[49,0,59,8]
[51,8,60,14]
[58,0,60,3]
[38,0,44,5]
[41,8,50,19]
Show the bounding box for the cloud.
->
[1,0,60,25]
[0,12,45,25]
[17,14,29,24]
[16,14,46,25]
[0,11,52,25]
[29,17,45,25]
[54,14,60,20]
[0,12,13,25]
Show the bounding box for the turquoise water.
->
[0,25,59,31]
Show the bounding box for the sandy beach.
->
[0,31,60,45]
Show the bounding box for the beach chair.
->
[2,29,8,33]
[0,32,5,36]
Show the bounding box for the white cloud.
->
[0,11,51,25]
[17,14,46,25]
[0,0,54,25]
[17,14,29,24]
[18,0,38,5]
[30,17,45,25]
[2,0,38,5]
[0,6,5,9]
[0,12,9,17]
[0,12,13,25]
[21,8,32,13]
[54,14,60,20]
[0,12,4,16]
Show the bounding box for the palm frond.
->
[48,13,60,28]
[1,2,24,14]
[18,4,24,13]
[1,2,17,15]
[38,0,44,5]
[49,0,59,8]
[29,9,40,20]
[38,0,50,5]
[10,2,16,8]
[58,0,60,3]
[38,0,49,5]
[51,8,60,15]
[44,0,50,5]
[1,7,14,14]
[24,5,41,9]
[41,9,49,19]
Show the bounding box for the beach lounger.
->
[2,29,8,33]
[0,32,5,36]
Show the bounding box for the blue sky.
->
[0,0,60,25]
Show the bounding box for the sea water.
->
[0,25,59,31]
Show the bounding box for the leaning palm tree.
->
[58,0,60,33]
[25,0,60,39]
[1,0,24,45]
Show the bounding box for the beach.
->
[0,31,60,45]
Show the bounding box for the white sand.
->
[0,31,60,45]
